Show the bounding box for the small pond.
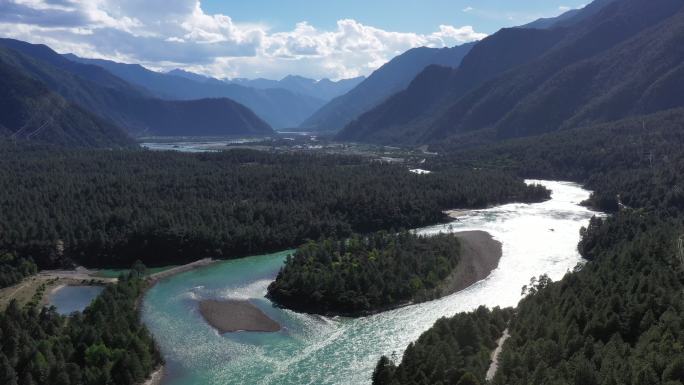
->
[48,285,104,315]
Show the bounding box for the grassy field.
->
[0,275,111,310]
[0,276,63,310]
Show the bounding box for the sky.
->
[0,0,588,80]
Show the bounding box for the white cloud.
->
[462,6,474,13]
[559,4,587,13]
[0,0,487,80]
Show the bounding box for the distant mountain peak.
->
[225,74,365,103]
[167,68,210,82]
[281,74,311,81]
[0,40,275,139]
[522,0,617,29]
[300,42,476,132]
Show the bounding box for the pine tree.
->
[0,353,17,385]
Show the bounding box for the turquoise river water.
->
[141,180,602,385]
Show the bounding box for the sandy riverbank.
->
[199,299,281,333]
[147,258,215,283]
[143,366,165,385]
[438,231,503,296]
[444,209,471,219]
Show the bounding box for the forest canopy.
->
[0,274,161,385]
[377,109,684,385]
[267,232,463,316]
[373,307,512,385]
[0,253,37,289]
[0,143,548,269]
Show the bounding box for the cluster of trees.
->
[382,109,684,384]
[0,253,37,289]
[491,212,684,385]
[432,108,684,214]
[268,232,463,315]
[0,143,549,269]
[0,274,161,385]
[373,307,513,385]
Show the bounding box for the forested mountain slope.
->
[340,0,684,145]
[432,107,684,214]
[64,55,327,129]
[523,0,616,29]
[0,39,274,137]
[374,107,684,385]
[300,43,475,132]
[373,307,513,385]
[0,50,132,147]
[338,25,570,142]
[494,214,683,385]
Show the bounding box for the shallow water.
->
[140,138,270,153]
[48,285,104,315]
[142,180,602,385]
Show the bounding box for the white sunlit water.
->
[141,180,602,385]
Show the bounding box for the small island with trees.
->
[267,230,502,316]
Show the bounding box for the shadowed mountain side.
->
[338,26,568,143]
[0,53,132,147]
[301,43,476,132]
[138,98,272,137]
[65,55,327,129]
[523,0,616,29]
[338,0,684,146]
[0,39,274,137]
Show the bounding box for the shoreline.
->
[437,230,503,297]
[135,258,220,385]
[444,209,471,219]
[269,230,503,318]
[147,258,216,284]
[135,231,501,382]
[143,366,165,385]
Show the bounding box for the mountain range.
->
[299,43,476,132]
[0,48,132,147]
[225,75,365,102]
[3,0,670,149]
[64,55,328,129]
[522,0,616,29]
[337,0,684,146]
[0,39,273,141]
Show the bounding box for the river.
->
[141,180,601,385]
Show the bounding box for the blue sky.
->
[202,0,587,34]
[0,0,588,80]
